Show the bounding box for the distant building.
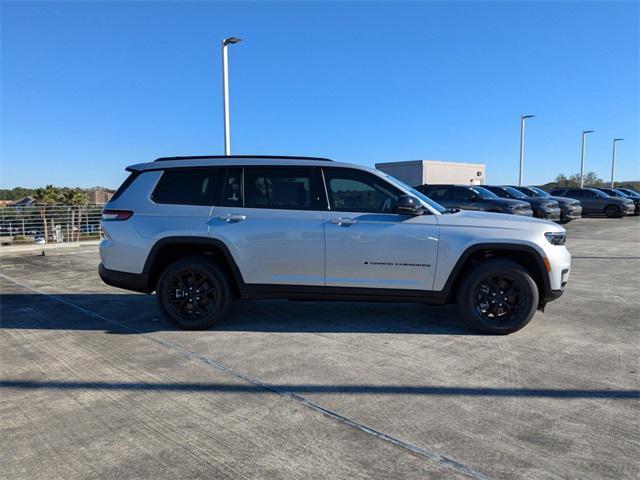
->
[9,197,35,207]
[375,160,486,187]
[86,188,114,204]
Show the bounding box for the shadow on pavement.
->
[0,293,474,335]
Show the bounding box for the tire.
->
[156,256,232,330]
[456,259,539,334]
[604,204,622,218]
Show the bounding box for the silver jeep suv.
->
[99,155,571,334]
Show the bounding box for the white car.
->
[99,155,571,334]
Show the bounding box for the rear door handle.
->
[218,213,246,222]
[330,217,358,226]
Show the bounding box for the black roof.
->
[154,155,333,163]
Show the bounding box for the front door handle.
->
[330,217,358,226]
[218,213,246,223]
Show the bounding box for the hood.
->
[524,197,559,207]
[483,198,531,208]
[436,208,561,231]
[548,196,580,206]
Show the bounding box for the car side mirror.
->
[393,195,423,215]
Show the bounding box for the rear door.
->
[570,189,597,213]
[210,166,326,286]
[322,167,438,291]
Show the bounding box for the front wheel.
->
[604,204,622,218]
[156,256,232,330]
[457,259,539,334]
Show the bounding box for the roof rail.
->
[154,155,333,162]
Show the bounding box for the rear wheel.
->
[457,259,539,334]
[604,204,622,218]
[156,256,232,330]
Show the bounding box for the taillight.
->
[102,209,133,221]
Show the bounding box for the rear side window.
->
[243,166,320,210]
[152,168,225,206]
[111,171,140,202]
[428,187,452,200]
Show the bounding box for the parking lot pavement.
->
[1,217,638,479]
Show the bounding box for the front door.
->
[322,168,439,291]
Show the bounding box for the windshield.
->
[503,186,528,199]
[385,176,447,213]
[529,186,551,197]
[621,188,640,196]
[471,186,498,199]
[592,189,608,198]
[610,189,627,197]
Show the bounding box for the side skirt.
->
[238,284,447,304]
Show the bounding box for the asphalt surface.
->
[1,216,639,479]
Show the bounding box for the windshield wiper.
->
[443,208,460,214]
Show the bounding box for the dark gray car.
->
[595,188,640,215]
[484,185,561,221]
[415,184,533,216]
[512,186,582,224]
[549,187,635,218]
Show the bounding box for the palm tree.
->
[33,185,61,242]
[62,189,87,241]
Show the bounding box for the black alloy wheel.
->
[457,259,539,334]
[474,274,525,323]
[157,256,231,330]
[604,204,622,218]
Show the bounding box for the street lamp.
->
[610,138,624,188]
[222,37,242,156]
[579,130,594,188]
[518,114,535,186]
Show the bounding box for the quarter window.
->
[323,169,402,213]
[152,168,225,206]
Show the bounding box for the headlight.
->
[545,232,566,245]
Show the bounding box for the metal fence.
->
[0,205,104,247]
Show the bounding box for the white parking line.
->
[0,271,489,480]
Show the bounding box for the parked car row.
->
[414,184,640,221]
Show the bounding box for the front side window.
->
[243,167,320,210]
[453,187,476,200]
[324,168,402,213]
[152,168,225,206]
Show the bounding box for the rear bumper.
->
[99,263,151,293]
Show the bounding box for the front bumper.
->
[623,204,636,215]
[561,204,582,220]
[536,207,562,222]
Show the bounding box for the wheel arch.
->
[433,243,551,307]
[143,236,245,294]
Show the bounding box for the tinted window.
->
[222,167,242,206]
[324,168,402,212]
[244,167,319,210]
[568,189,584,197]
[453,187,476,200]
[111,171,140,202]
[153,168,225,206]
[428,187,453,200]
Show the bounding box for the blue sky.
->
[1,0,638,189]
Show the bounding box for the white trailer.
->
[375,160,486,187]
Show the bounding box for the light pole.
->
[610,138,624,188]
[579,130,594,188]
[518,114,535,186]
[222,37,242,156]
